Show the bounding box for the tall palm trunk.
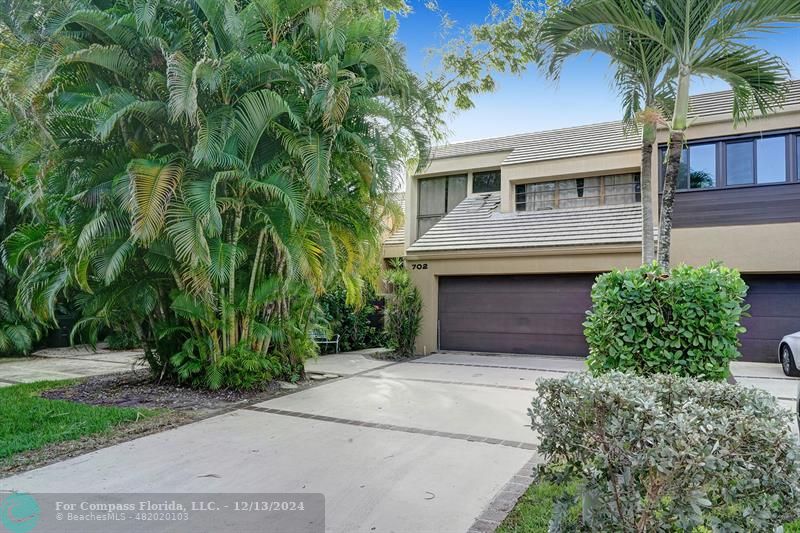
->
[228,201,244,348]
[657,68,691,268]
[640,123,656,264]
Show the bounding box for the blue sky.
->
[394,1,800,143]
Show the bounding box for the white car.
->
[779,332,800,376]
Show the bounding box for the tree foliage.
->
[540,0,800,266]
[426,0,551,111]
[0,0,440,385]
[0,110,46,355]
[383,261,422,358]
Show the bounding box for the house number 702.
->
[411,263,428,270]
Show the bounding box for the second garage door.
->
[438,273,800,362]
[740,275,800,363]
[438,274,596,356]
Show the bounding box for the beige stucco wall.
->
[407,246,642,355]
[418,151,511,177]
[382,243,405,259]
[671,223,800,273]
[655,106,800,145]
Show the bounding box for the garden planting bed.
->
[40,371,293,412]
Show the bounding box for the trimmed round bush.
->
[530,372,800,532]
[584,261,748,381]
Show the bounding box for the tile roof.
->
[686,79,800,118]
[429,80,800,166]
[430,120,639,164]
[406,192,642,253]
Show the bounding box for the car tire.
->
[780,344,800,377]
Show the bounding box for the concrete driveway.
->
[3,350,792,532]
[0,345,141,386]
[0,351,589,533]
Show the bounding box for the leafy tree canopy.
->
[0,0,441,386]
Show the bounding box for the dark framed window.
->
[797,136,800,178]
[472,170,501,193]
[417,174,467,238]
[515,174,640,212]
[726,140,754,185]
[660,130,797,191]
[687,144,716,189]
[757,136,787,183]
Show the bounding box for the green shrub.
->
[530,372,800,532]
[170,341,290,390]
[584,261,748,381]
[105,330,141,350]
[384,263,422,358]
[320,286,385,352]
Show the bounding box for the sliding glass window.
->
[757,137,786,183]
[726,141,754,185]
[515,174,639,212]
[661,131,796,191]
[416,174,467,238]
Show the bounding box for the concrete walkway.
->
[1,351,575,533]
[0,344,141,386]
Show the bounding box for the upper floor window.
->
[472,170,501,193]
[660,131,796,190]
[417,174,467,238]
[515,174,640,212]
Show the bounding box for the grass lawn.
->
[497,477,579,533]
[498,477,800,532]
[0,380,156,460]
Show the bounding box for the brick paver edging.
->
[409,360,573,374]
[243,405,538,450]
[467,456,540,533]
[353,374,537,392]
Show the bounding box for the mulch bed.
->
[40,371,290,412]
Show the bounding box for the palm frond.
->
[63,44,138,78]
[166,51,199,125]
[233,88,290,166]
[128,157,184,244]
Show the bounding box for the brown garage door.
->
[438,274,596,357]
[740,275,800,362]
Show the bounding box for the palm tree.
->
[545,24,674,264]
[542,0,798,267]
[0,0,439,387]
[0,107,48,354]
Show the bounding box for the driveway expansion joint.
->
[408,360,572,374]
[354,374,537,391]
[243,405,538,450]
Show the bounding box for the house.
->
[390,81,800,362]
